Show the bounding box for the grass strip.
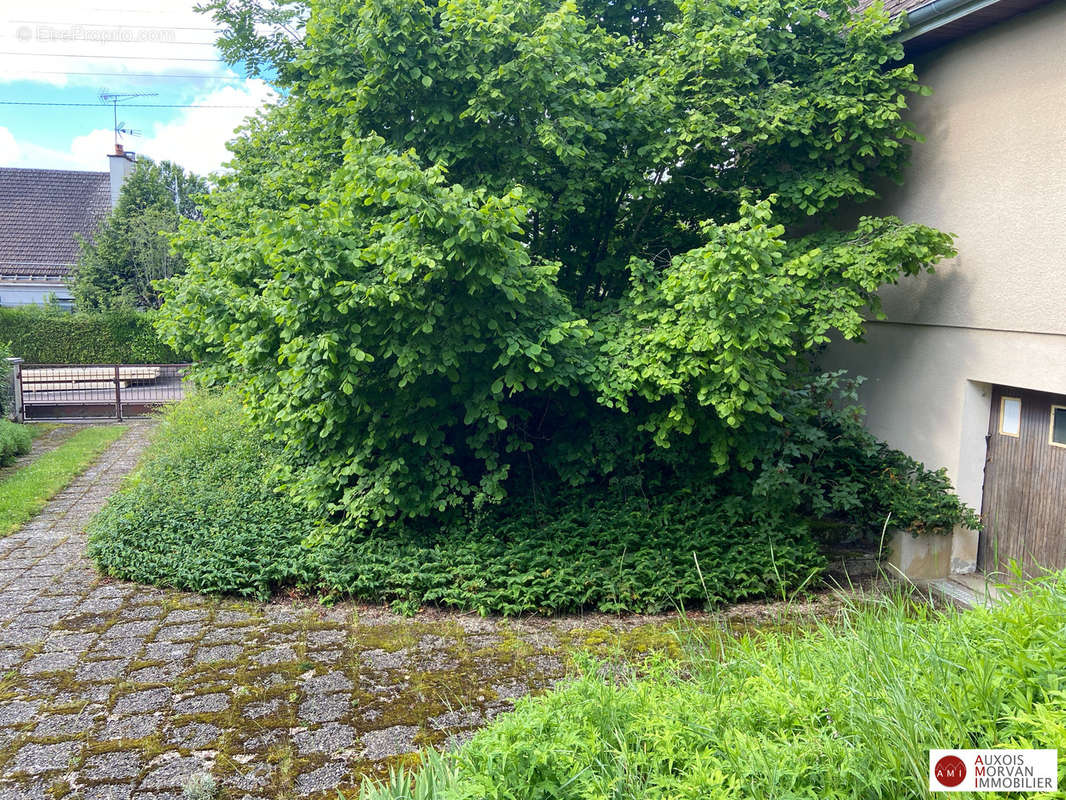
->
[28,422,63,440]
[0,425,128,537]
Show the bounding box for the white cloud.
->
[0,127,19,163]
[0,2,280,175]
[0,81,276,175]
[0,128,111,170]
[1,0,232,86]
[137,80,277,176]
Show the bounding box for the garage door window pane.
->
[1000,397,1021,436]
[1051,406,1066,447]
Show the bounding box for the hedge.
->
[0,307,180,364]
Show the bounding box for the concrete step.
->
[927,572,1002,610]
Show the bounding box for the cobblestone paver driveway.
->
[0,425,590,799]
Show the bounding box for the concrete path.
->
[0,424,635,799]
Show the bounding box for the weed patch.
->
[0,419,31,466]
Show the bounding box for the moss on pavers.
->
[1,584,763,798]
[0,421,863,799]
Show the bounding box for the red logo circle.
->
[935,755,967,787]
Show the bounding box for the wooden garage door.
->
[979,386,1066,574]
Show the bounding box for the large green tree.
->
[162,0,954,525]
[73,158,208,311]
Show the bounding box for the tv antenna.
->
[99,90,158,150]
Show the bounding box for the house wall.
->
[874,0,1066,336]
[822,1,1066,508]
[826,325,1066,509]
[0,280,74,309]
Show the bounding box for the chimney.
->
[107,145,137,208]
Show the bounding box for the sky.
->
[0,0,279,178]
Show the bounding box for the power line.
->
[0,100,259,109]
[56,40,221,48]
[19,70,246,81]
[0,51,224,62]
[10,35,220,46]
[16,6,218,16]
[11,20,223,32]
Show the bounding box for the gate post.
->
[113,364,123,421]
[7,358,22,422]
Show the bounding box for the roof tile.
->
[853,0,932,17]
[0,168,111,279]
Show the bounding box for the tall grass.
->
[356,573,1066,799]
[0,419,32,466]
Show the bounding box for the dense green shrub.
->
[164,0,956,527]
[752,372,981,539]
[88,392,823,611]
[0,306,179,364]
[359,572,1066,800]
[0,419,32,466]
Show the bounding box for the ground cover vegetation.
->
[0,305,179,364]
[0,424,127,536]
[91,0,979,610]
[354,572,1066,799]
[90,388,969,613]
[88,392,821,610]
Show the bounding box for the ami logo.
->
[934,755,967,788]
[929,749,1058,792]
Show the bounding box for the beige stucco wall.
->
[823,2,1066,519]
[872,0,1066,335]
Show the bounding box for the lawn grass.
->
[0,425,127,537]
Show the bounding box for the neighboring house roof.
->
[0,168,111,279]
[856,0,929,18]
[856,0,1057,50]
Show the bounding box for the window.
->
[1050,406,1066,447]
[999,396,1021,437]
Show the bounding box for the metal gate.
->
[11,362,191,421]
[979,385,1066,574]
